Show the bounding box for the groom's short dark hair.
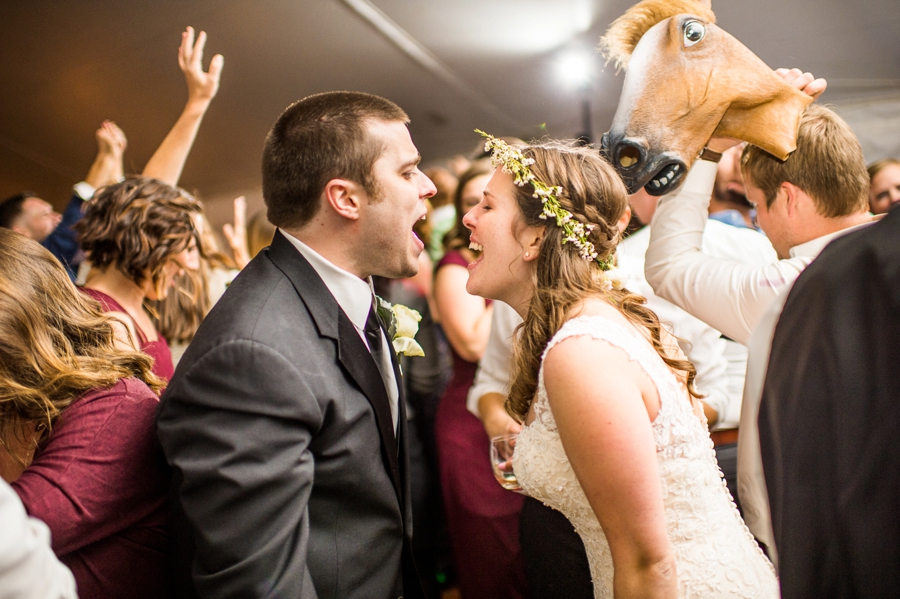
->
[262,91,409,230]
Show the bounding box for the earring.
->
[524,252,530,257]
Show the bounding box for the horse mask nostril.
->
[618,145,641,169]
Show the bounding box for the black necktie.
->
[364,307,392,395]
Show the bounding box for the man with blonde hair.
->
[645,69,878,564]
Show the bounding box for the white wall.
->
[832,94,900,164]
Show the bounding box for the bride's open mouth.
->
[468,240,484,269]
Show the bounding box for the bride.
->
[462,136,777,598]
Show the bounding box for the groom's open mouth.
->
[411,211,427,250]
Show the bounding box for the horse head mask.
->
[599,0,814,195]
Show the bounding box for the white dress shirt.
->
[281,230,399,432]
[739,220,876,568]
[0,479,77,599]
[466,219,776,430]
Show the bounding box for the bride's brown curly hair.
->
[506,142,700,421]
[0,230,163,466]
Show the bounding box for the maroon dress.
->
[13,378,170,599]
[80,287,175,382]
[435,250,528,599]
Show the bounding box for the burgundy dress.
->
[80,287,175,382]
[13,378,170,599]
[435,250,528,599]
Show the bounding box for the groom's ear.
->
[323,178,364,221]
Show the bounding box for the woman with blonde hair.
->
[867,157,900,214]
[463,136,777,598]
[75,177,202,381]
[0,229,171,599]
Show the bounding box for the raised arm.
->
[142,27,223,185]
[222,196,251,269]
[644,161,808,345]
[644,69,825,344]
[84,120,126,190]
[42,121,127,270]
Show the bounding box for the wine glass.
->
[490,434,521,492]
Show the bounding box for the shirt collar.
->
[788,219,878,259]
[279,230,374,331]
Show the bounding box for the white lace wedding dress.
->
[513,316,778,598]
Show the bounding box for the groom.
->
[157,91,436,598]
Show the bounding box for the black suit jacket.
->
[157,231,425,599]
[759,209,900,599]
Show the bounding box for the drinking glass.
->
[490,434,521,492]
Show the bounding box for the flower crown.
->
[476,130,612,269]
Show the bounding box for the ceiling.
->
[2,0,898,228]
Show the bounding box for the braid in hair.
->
[506,142,700,421]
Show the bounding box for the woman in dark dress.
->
[75,177,202,381]
[0,229,170,598]
[433,161,528,598]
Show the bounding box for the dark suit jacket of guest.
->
[759,208,900,599]
[156,231,424,599]
[42,193,84,280]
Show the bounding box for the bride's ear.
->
[522,227,544,262]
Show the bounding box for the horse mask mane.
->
[600,0,716,71]
[599,0,814,195]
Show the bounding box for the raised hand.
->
[222,196,251,269]
[774,67,827,100]
[85,120,127,188]
[179,26,224,105]
[96,120,127,157]
[143,26,224,185]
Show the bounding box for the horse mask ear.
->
[713,73,814,161]
[698,0,812,161]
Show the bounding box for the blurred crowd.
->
[1,23,899,599]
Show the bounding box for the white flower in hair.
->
[476,130,611,269]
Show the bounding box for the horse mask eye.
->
[683,20,705,46]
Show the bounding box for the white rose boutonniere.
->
[375,297,425,357]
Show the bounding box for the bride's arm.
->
[543,336,678,599]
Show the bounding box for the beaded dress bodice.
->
[512,316,777,598]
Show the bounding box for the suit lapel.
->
[266,232,403,502]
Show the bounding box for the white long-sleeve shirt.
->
[467,212,777,431]
[645,161,812,346]
[0,479,77,599]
